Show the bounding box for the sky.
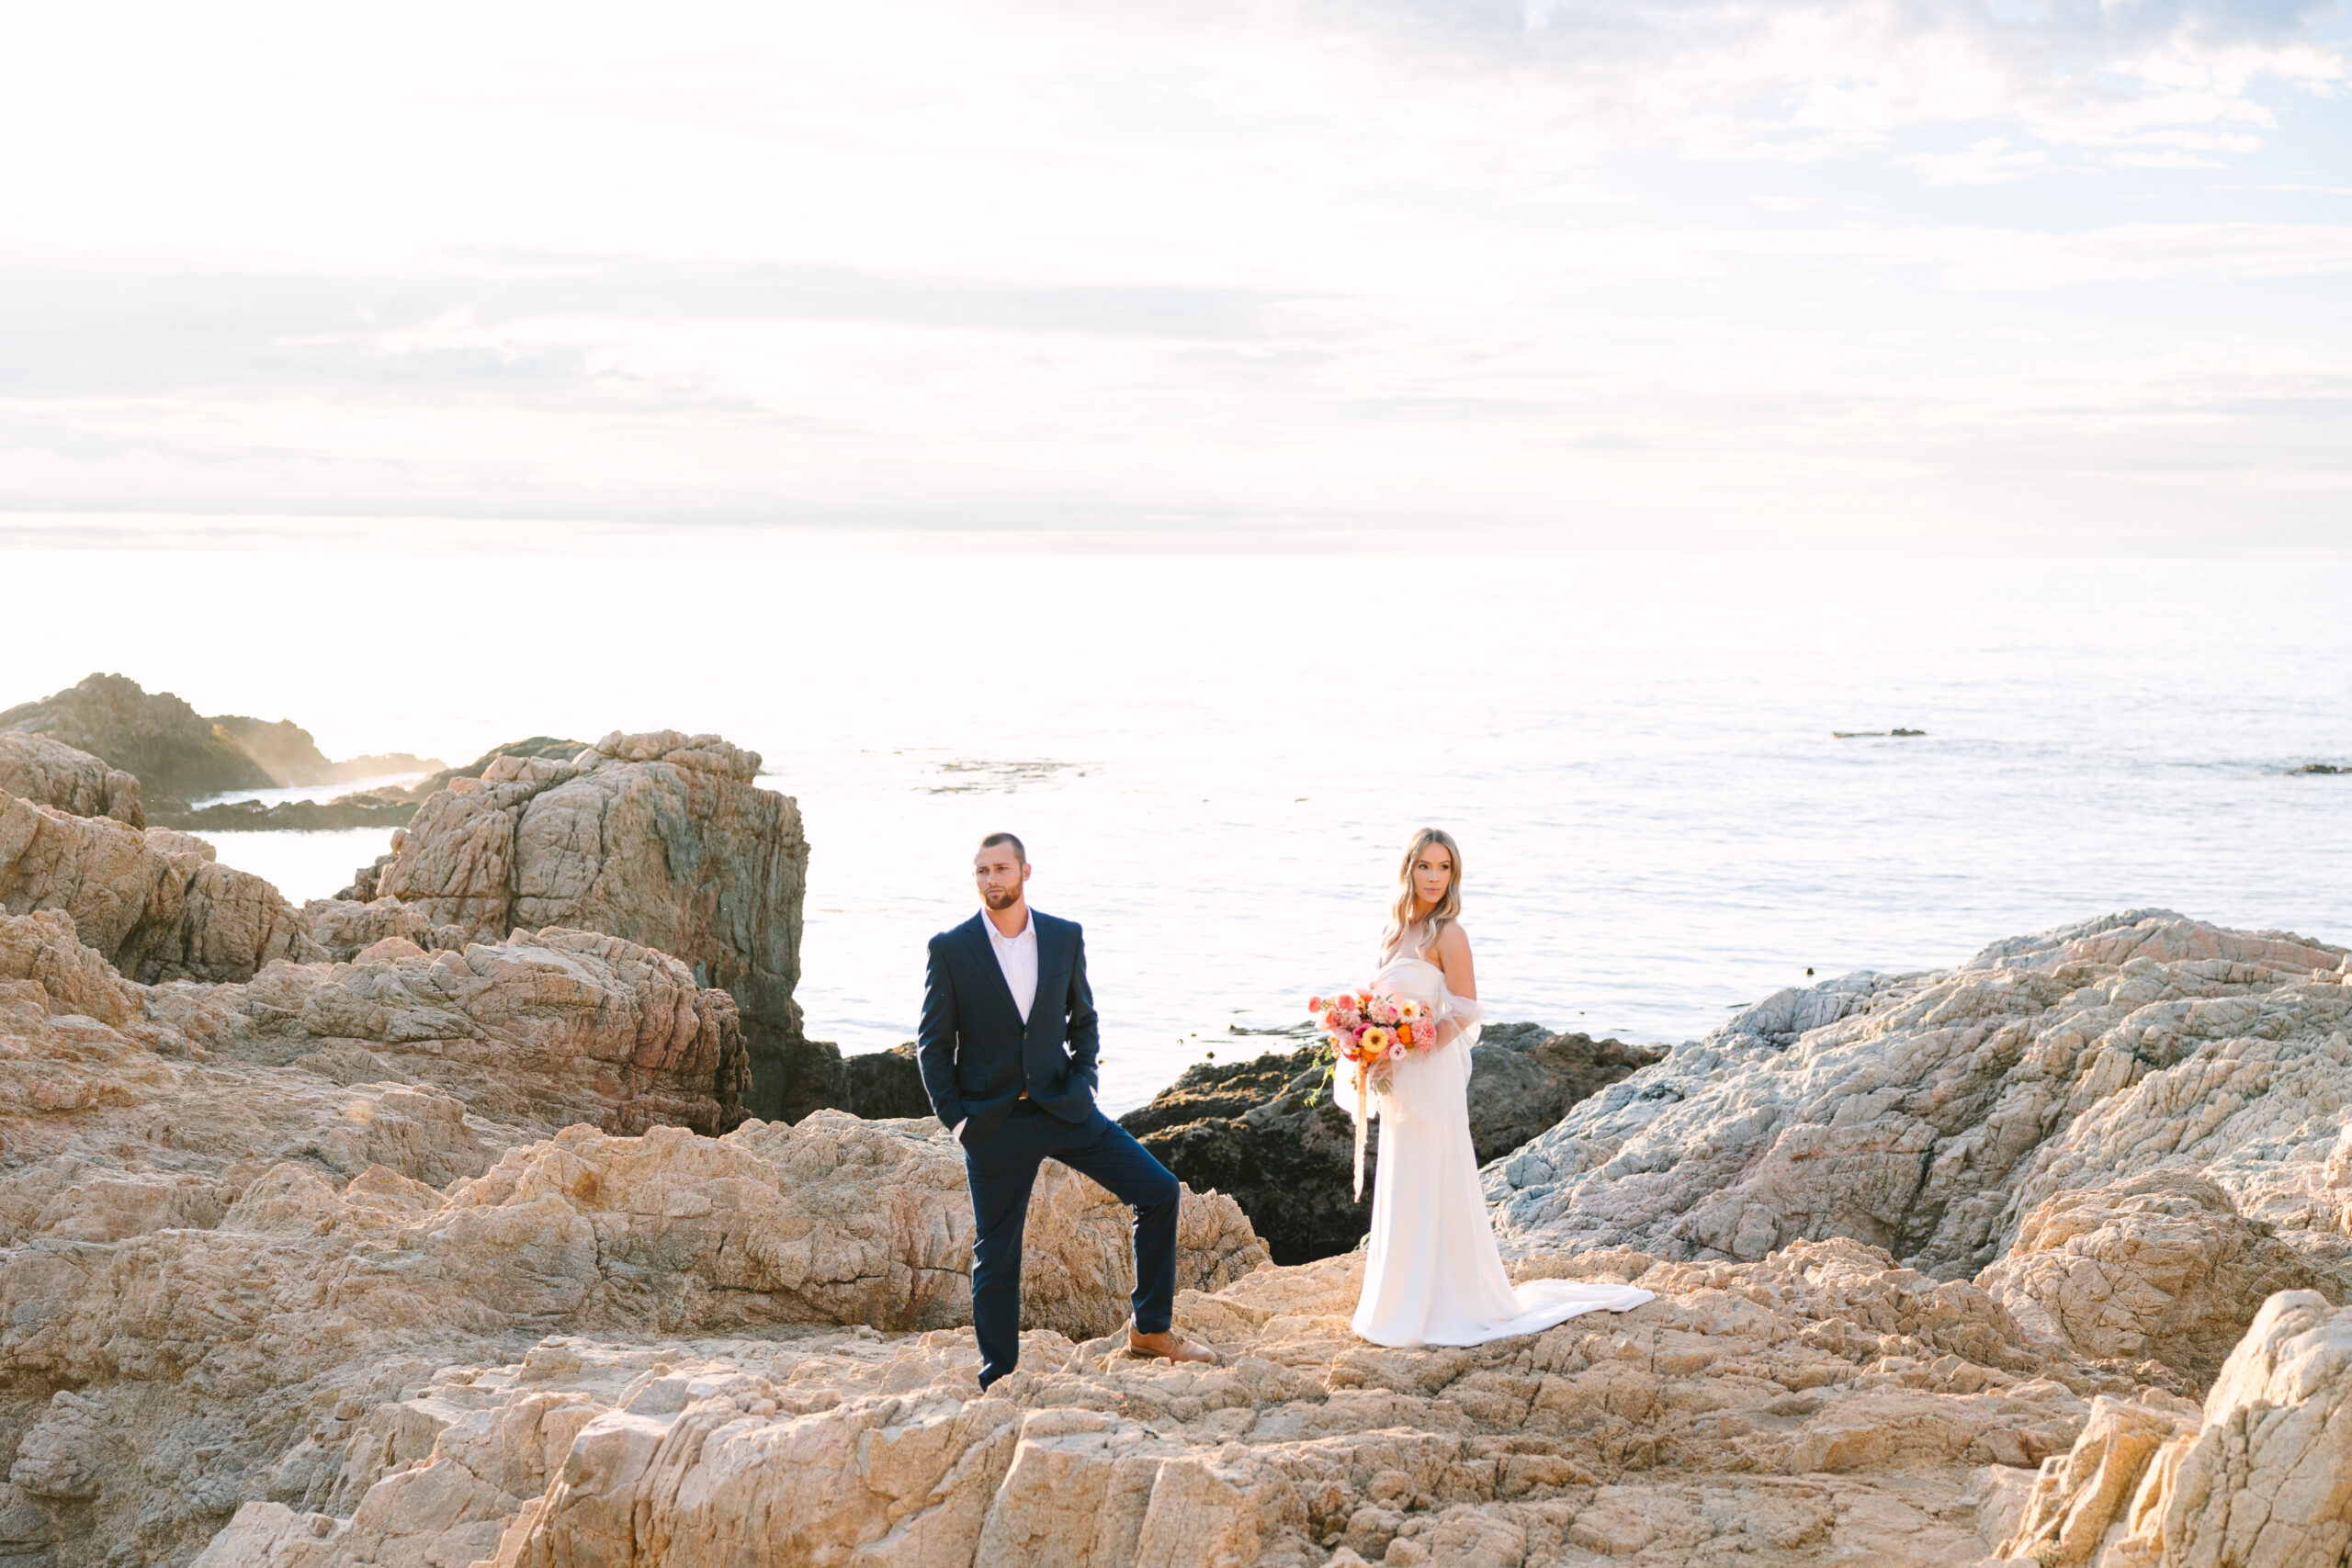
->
[2,0,2349,552]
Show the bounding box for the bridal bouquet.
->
[1308,988,1437,1198]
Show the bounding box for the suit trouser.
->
[961,1101,1181,1388]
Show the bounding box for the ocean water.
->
[14,551,2349,1114]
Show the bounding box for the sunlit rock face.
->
[0,731,144,828]
[0,789,326,981]
[374,730,824,1122]
[193,1239,2111,1568]
[1487,911,2352,1289]
[11,907,2352,1568]
[1999,1291,2352,1568]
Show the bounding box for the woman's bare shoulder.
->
[1433,921,1473,957]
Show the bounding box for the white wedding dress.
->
[1341,939,1654,1347]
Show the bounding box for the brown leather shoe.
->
[1127,1327,1217,1366]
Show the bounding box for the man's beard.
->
[982,886,1018,910]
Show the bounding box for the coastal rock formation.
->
[1999,1290,2352,1566]
[375,730,820,1122]
[1124,1027,1664,1265]
[0,731,143,827]
[0,672,273,800]
[1467,1023,1670,1168]
[841,1042,937,1120]
[0,919,1268,1564]
[6,906,2352,1564]
[401,736,589,800]
[1487,911,2352,1290]
[300,893,457,964]
[0,790,325,981]
[207,714,437,788]
[1975,1170,2346,1388]
[152,790,421,833]
[194,1236,2127,1568]
[155,923,755,1136]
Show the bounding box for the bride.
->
[1341,828,1653,1347]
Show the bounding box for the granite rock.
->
[2001,1290,2352,1566]
[0,790,326,981]
[1487,911,2352,1291]
[196,1237,2111,1568]
[160,923,753,1136]
[374,730,817,1122]
[0,731,143,828]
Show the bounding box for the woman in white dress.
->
[1342,828,1654,1347]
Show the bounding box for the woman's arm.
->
[1432,923,1476,1043]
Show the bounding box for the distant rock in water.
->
[1121,1025,1664,1265]
[0,671,273,800]
[1831,727,1928,738]
[0,731,144,828]
[150,788,423,833]
[0,672,444,818]
[2289,761,2346,775]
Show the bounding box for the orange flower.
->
[1397,1023,1415,1046]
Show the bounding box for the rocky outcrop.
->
[401,736,588,800]
[1976,1170,2348,1389]
[207,715,437,788]
[0,791,325,981]
[150,790,420,833]
[841,1042,936,1120]
[157,923,752,1136]
[1487,911,2352,1290]
[1,672,273,800]
[0,731,143,827]
[1467,1023,1669,1166]
[193,1236,2120,1568]
[2,674,442,820]
[10,907,2352,1566]
[1124,1026,1665,1265]
[1121,1045,1369,1266]
[0,923,1268,1565]
[1999,1290,2352,1566]
[374,730,818,1122]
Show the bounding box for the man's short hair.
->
[978,831,1027,865]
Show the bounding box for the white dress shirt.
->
[956,905,1038,1145]
[984,905,1039,1024]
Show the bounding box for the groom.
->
[918,832,1216,1389]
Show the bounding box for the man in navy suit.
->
[918,831,1216,1389]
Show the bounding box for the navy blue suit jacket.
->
[917,910,1100,1142]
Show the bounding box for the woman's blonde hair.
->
[1383,827,1463,959]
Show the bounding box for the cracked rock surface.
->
[372,730,823,1122]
